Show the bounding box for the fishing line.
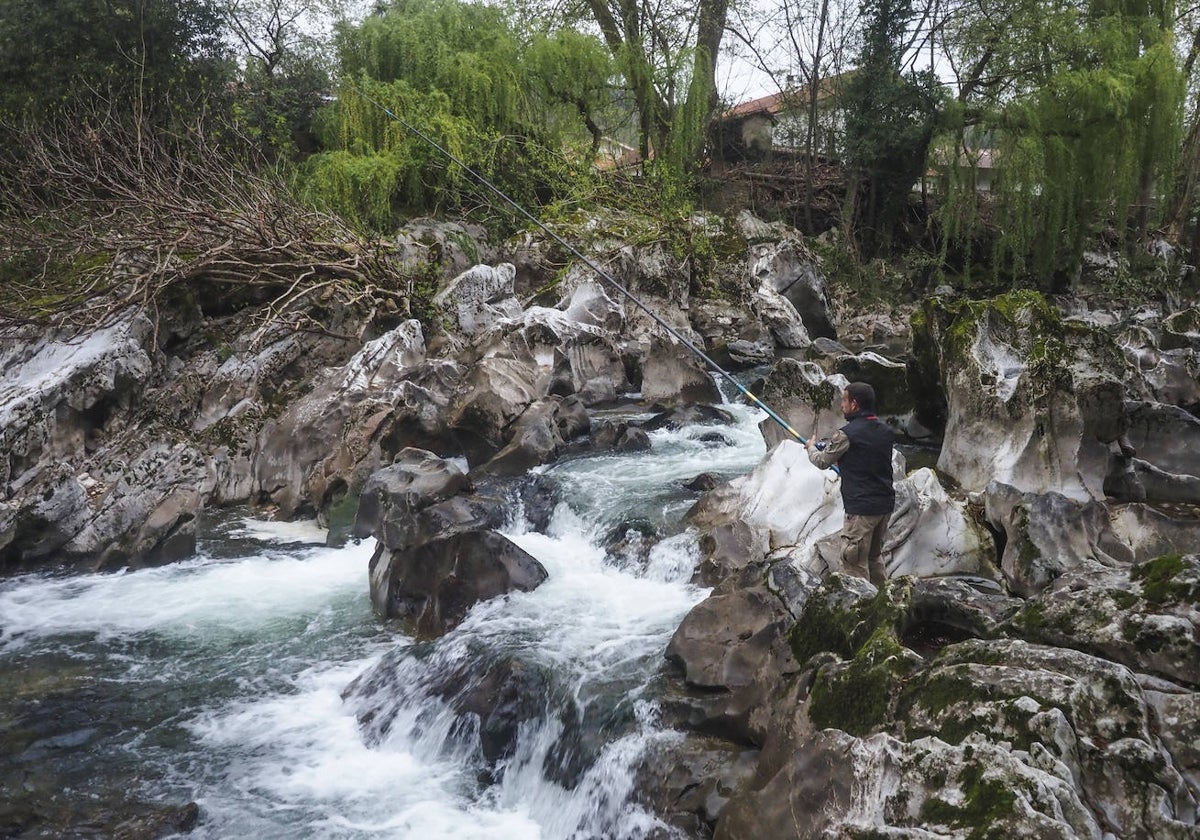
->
[351,84,831,456]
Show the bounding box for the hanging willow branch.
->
[0,106,407,338]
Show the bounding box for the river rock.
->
[352,448,470,545]
[367,530,547,634]
[550,240,695,347]
[393,218,496,281]
[433,655,565,777]
[1125,400,1200,479]
[76,444,206,571]
[1008,554,1200,686]
[479,396,590,476]
[591,420,651,452]
[561,280,624,332]
[830,350,914,423]
[886,468,998,581]
[433,263,523,339]
[747,234,837,339]
[253,321,457,521]
[640,336,722,405]
[446,353,546,466]
[983,481,1126,597]
[752,359,847,450]
[687,440,842,575]
[913,291,1128,500]
[664,570,806,745]
[715,728,1108,840]
[191,333,304,433]
[482,305,629,405]
[1,314,154,495]
[1160,306,1200,349]
[633,736,760,836]
[1131,457,1200,504]
[1120,314,1200,409]
[690,299,771,363]
[706,574,1200,839]
[900,639,1199,838]
[1106,503,1200,561]
[613,242,693,341]
[640,403,735,431]
[752,284,812,349]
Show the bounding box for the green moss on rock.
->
[793,578,920,736]
[789,577,912,664]
[809,627,913,736]
[919,763,1020,840]
[1132,554,1199,605]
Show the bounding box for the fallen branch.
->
[0,106,405,339]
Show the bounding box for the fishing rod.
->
[352,85,831,457]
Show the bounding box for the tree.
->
[938,0,1186,281]
[1162,0,1200,282]
[298,0,614,228]
[580,0,731,177]
[221,0,348,158]
[0,0,231,121]
[841,0,946,255]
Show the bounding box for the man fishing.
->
[805,381,895,586]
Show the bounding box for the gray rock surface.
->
[368,530,548,636]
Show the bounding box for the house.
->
[716,75,849,162]
[925,140,1000,193]
[594,136,645,172]
[718,92,781,159]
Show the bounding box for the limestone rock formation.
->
[912,291,1128,500]
[356,449,547,633]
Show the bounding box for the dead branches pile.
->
[0,110,405,340]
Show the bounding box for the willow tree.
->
[939,0,1186,282]
[1161,0,1200,281]
[581,0,730,181]
[300,0,613,229]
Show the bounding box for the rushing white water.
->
[0,402,767,839]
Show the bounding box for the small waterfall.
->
[0,403,767,838]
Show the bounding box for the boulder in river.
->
[368,530,547,636]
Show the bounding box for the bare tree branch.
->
[0,106,405,340]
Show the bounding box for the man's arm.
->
[806,429,849,470]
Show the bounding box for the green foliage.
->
[939,0,1186,283]
[300,0,616,230]
[659,50,715,185]
[841,0,947,256]
[231,50,333,161]
[0,0,231,122]
[525,30,614,140]
[403,254,447,327]
[339,0,524,130]
[297,147,409,230]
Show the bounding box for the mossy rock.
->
[755,358,839,412]
[790,576,923,736]
[1131,553,1200,606]
[919,762,1021,840]
[808,626,919,736]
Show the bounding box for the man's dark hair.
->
[845,381,876,412]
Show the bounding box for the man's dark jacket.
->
[839,411,895,515]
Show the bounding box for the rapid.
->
[0,401,768,839]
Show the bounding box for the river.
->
[0,402,768,839]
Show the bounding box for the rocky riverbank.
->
[2,210,1198,838]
